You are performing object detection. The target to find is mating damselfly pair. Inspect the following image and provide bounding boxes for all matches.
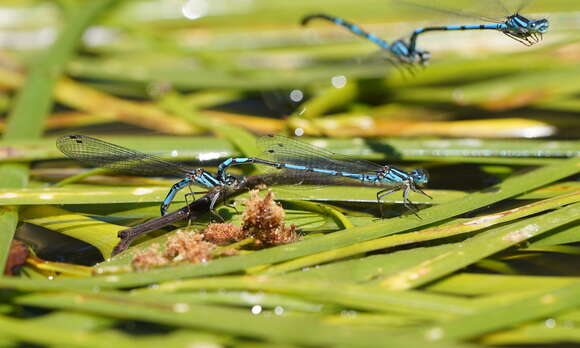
[57,135,429,218]
[302,0,549,68]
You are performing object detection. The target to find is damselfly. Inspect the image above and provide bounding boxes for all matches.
[302,13,430,68]
[403,0,549,52]
[57,135,240,216]
[217,135,430,215]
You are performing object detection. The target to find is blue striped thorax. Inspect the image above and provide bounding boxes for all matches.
[189,168,220,188]
[373,166,428,187]
[391,40,430,66]
[507,14,549,35]
[191,168,241,188]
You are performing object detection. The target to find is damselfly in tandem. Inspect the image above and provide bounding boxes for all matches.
[217,135,430,216]
[302,13,431,68]
[301,1,548,68]
[57,135,241,216]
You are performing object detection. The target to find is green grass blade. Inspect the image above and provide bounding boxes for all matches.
[159,92,262,175]
[262,191,580,274]
[528,224,580,247]
[0,151,573,293]
[59,157,580,288]
[2,137,577,163]
[0,314,140,348]
[0,206,19,273]
[380,202,580,290]
[14,291,436,348]
[23,206,121,258]
[426,273,579,296]
[0,185,184,206]
[142,276,475,318]
[483,323,580,345]
[0,0,117,273]
[424,280,580,341]
[3,1,116,139]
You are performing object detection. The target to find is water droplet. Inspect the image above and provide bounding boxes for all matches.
[545,318,556,328]
[83,26,117,48]
[331,75,347,88]
[199,151,228,162]
[147,81,172,97]
[289,89,304,102]
[425,327,444,341]
[294,128,304,136]
[133,188,154,196]
[251,305,262,315]
[188,343,222,348]
[241,292,264,304]
[340,310,357,318]
[452,89,465,103]
[173,303,190,313]
[182,0,209,19]
[274,306,284,315]
[105,276,119,283]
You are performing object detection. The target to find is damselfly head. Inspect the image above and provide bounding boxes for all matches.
[417,50,431,65]
[223,174,241,186]
[529,18,549,34]
[410,169,429,185]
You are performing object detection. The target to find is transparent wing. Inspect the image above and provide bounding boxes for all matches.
[57,135,193,177]
[515,0,535,13]
[257,135,383,175]
[490,0,510,14]
[392,0,510,24]
[479,0,535,17]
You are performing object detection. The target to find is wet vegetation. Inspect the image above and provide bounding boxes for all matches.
[0,0,579,346]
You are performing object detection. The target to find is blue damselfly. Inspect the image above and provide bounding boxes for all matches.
[403,0,549,51]
[302,13,431,68]
[217,135,430,215]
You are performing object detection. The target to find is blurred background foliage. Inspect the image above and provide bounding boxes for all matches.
[0,0,578,347]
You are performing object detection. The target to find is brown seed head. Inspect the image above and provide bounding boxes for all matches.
[131,244,168,271]
[242,190,298,246]
[203,223,249,245]
[164,231,215,264]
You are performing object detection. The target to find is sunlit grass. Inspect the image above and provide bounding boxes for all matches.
[0,0,578,346]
